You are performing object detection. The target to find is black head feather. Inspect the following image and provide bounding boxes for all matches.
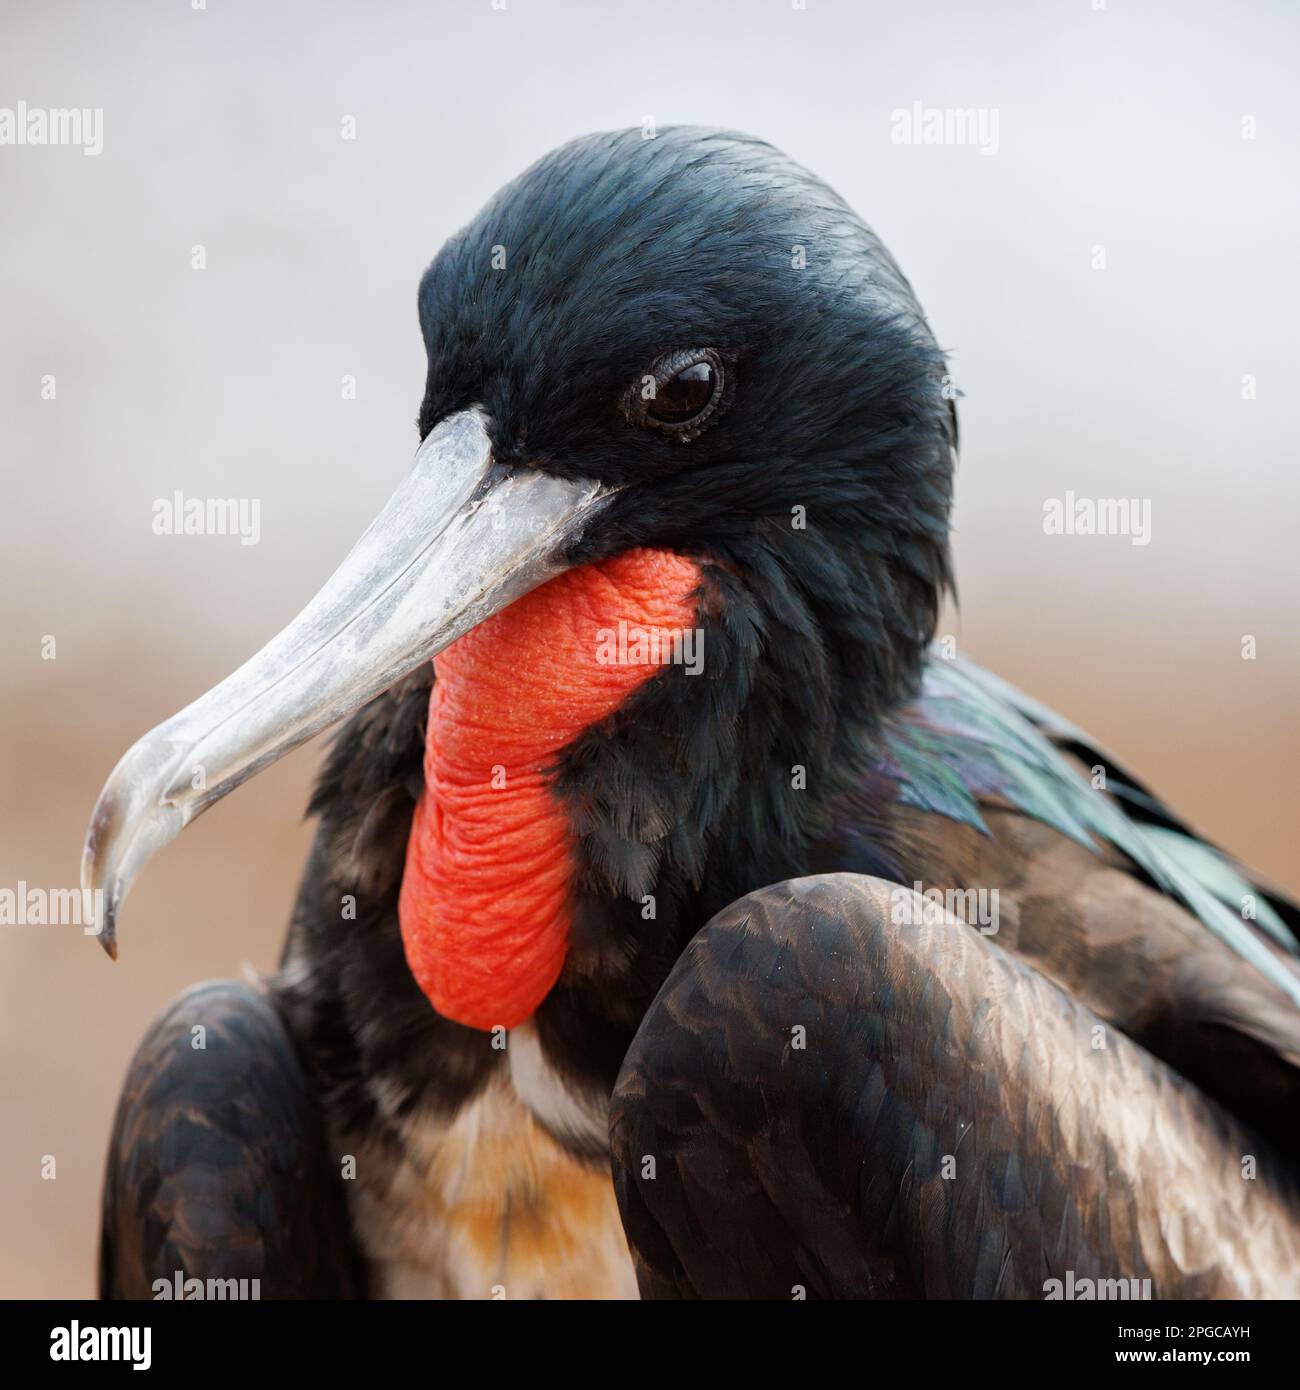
[288,128,957,1108]
[412,127,956,1077]
[417,123,954,737]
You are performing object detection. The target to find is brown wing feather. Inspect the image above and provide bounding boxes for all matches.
[610,874,1300,1299]
[101,980,366,1299]
[890,803,1300,1155]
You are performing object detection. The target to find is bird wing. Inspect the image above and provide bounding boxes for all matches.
[828,651,1300,1159]
[610,875,1300,1299]
[877,653,1300,1002]
[100,980,365,1299]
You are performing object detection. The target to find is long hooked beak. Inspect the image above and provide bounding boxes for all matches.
[81,408,610,958]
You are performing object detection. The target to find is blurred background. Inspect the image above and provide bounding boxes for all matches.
[1,0,1296,1297]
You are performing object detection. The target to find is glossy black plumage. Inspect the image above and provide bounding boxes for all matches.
[97,127,1300,1299]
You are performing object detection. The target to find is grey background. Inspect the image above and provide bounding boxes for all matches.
[1,0,1296,1295]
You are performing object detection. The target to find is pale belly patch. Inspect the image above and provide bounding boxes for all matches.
[348,1027,639,1300]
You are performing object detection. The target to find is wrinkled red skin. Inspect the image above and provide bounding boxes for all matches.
[398,548,702,1031]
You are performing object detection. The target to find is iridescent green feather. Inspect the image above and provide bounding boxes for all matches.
[880,652,1300,1008]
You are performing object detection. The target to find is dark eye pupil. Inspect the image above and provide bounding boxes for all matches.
[628,347,726,438]
[649,361,715,422]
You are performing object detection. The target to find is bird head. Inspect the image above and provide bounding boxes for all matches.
[83,128,955,1030]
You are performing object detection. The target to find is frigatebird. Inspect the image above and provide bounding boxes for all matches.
[87,127,1300,1300]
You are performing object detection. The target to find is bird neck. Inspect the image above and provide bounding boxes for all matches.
[396,522,941,1039]
[397,548,703,1032]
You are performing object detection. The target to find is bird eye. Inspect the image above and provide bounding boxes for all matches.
[649,358,716,424]
[630,348,725,439]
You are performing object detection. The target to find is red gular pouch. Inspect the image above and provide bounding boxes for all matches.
[398,547,704,1031]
